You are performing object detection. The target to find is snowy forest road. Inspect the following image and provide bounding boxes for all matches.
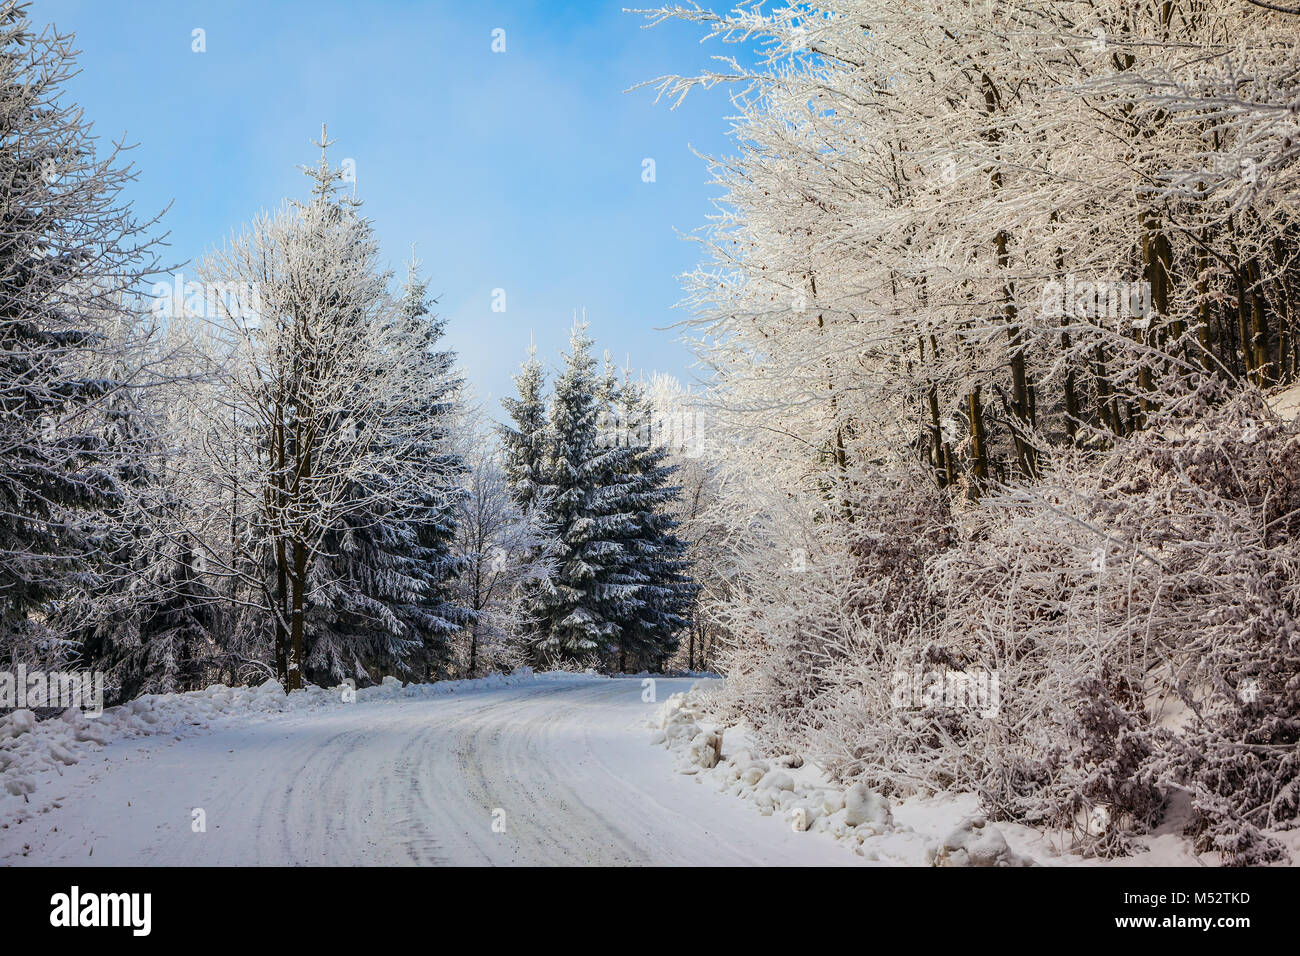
[2,677,860,866]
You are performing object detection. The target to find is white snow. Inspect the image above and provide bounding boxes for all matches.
[1269,381,1300,420]
[0,670,544,813]
[10,670,1295,866]
[0,672,863,865]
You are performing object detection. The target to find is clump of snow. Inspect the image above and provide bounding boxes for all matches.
[686,731,722,770]
[647,692,722,772]
[3,709,37,739]
[928,817,1034,867]
[843,783,892,829]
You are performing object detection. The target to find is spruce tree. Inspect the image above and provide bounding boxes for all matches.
[128,535,217,697]
[529,323,624,662]
[499,346,556,651]
[301,194,468,684]
[295,142,417,685]
[604,379,696,671]
[76,348,217,699]
[499,346,550,513]
[198,128,468,690]
[388,260,470,680]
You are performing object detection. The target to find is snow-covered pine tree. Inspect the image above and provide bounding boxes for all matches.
[127,533,218,698]
[196,129,462,691]
[297,161,469,685]
[601,377,695,671]
[0,2,166,668]
[589,358,645,667]
[73,318,218,699]
[499,345,556,650]
[528,322,623,663]
[499,345,550,513]
[290,142,414,685]
[386,258,470,680]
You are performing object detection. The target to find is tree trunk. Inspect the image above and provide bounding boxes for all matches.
[1249,259,1273,387]
[966,385,988,497]
[288,537,306,691]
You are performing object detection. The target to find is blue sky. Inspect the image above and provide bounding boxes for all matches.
[40,0,747,411]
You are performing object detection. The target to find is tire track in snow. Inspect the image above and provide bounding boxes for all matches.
[2,677,864,866]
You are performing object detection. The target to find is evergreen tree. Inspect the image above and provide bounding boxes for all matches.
[387,260,470,680]
[603,379,696,671]
[294,141,419,685]
[128,534,217,697]
[301,186,468,684]
[198,127,467,691]
[75,336,218,699]
[0,3,166,668]
[528,323,625,662]
[499,346,550,513]
[499,345,556,651]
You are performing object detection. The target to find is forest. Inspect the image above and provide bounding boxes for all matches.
[4,0,1300,867]
[632,0,1300,864]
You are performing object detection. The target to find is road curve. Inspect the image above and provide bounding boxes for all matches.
[2,677,861,866]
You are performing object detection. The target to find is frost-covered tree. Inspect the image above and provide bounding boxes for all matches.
[452,407,557,676]
[637,0,1300,862]
[124,533,217,699]
[528,322,624,663]
[193,130,463,691]
[500,344,550,513]
[498,336,700,671]
[643,374,725,673]
[305,254,469,685]
[0,1,168,668]
[600,377,695,672]
[71,316,220,699]
[386,259,471,678]
[499,345,556,651]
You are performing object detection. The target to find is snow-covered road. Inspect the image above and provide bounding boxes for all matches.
[1,676,860,866]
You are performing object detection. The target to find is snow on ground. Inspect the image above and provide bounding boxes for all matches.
[8,669,1294,866]
[0,672,864,866]
[0,670,542,809]
[1268,381,1300,420]
[649,684,1300,867]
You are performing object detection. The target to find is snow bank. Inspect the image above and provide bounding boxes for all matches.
[649,684,1300,866]
[1,668,559,808]
[648,688,1040,865]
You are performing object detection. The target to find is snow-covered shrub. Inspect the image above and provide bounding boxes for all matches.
[706,466,954,774]
[692,387,1300,863]
[637,0,1300,866]
[933,387,1300,862]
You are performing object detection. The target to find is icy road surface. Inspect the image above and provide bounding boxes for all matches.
[1,676,861,866]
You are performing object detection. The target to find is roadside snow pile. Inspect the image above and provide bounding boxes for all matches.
[1,668,550,808]
[647,691,719,769]
[928,817,1034,867]
[649,688,1039,866]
